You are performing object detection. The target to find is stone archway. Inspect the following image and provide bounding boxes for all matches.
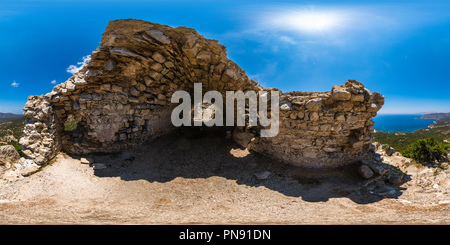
[20,19,384,168]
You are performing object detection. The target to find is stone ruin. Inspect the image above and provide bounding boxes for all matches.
[18,19,384,171]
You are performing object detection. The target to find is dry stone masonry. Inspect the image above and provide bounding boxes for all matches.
[246,80,385,168]
[18,19,384,170]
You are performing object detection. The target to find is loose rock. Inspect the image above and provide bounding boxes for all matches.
[93,163,107,170]
[358,165,374,179]
[254,171,271,180]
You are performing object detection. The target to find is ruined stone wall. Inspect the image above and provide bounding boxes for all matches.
[19,19,384,168]
[241,80,385,168]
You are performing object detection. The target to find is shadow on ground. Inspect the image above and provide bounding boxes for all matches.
[71,127,408,204]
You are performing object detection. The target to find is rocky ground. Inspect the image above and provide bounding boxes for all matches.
[1,128,450,224]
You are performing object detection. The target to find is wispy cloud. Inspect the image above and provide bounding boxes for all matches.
[11,81,19,87]
[279,35,297,45]
[51,80,57,84]
[67,55,91,74]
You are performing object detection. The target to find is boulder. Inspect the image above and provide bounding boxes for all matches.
[370,165,388,176]
[18,158,40,176]
[388,171,404,185]
[0,145,20,165]
[384,146,396,156]
[358,164,374,179]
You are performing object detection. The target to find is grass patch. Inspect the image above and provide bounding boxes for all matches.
[64,114,79,131]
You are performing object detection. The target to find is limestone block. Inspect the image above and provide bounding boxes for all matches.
[367,103,379,112]
[128,97,139,103]
[136,82,146,92]
[196,51,212,65]
[310,112,319,121]
[336,113,346,122]
[149,70,163,81]
[164,61,175,69]
[305,98,322,111]
[346,115,359,124]
[289,112,297,119]
[332,87,351,101]
[101,83,111,91]
[351,93,365,102]
[145,29,171,44]
[152,52,166,63]
[358,165,374,179]
[280,101,292,111]
[105,59,116,70]
[144,76,155,86]
[150,62,163,72]
[112,85,122,93]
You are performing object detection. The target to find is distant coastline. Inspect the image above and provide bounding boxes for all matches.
[373,114,437,133]
[421,112,450,120]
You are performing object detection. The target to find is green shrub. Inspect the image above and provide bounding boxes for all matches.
[402,137,450,164]
[64,114,79,131]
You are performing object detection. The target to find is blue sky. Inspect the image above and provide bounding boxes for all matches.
[1,0,449,114]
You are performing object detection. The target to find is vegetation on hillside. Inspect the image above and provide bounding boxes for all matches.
[374,118,450,151]
[402,137,450,163]
[0,112,22,122]
[0,116,26,157]
[374,117,450,164]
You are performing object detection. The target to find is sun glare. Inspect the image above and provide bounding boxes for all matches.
[293,13,336,31]
[269,9,345,34]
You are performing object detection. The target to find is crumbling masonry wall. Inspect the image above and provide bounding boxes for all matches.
[20,19,384,168]
[242,80,385,168]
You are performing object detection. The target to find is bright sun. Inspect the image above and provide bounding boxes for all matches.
[292,13,336,31]
[270,10,344,34]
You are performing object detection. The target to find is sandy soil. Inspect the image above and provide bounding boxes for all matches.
[1,128,450,224]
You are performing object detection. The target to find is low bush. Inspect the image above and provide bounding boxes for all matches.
[402,137,450,164]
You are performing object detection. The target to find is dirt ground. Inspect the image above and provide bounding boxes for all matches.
[1,128,450,224]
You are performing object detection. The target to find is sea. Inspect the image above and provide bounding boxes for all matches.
[373,114,436,133]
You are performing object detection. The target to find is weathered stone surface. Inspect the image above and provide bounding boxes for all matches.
[1,157,40,181]
[0,145,20,165]
[254,171,271,180]
[145,29,171,44]
[80,157,92,164]
[332,86,352,101]
[305,98,322,111]
[280,101,292,111]
[19,19,384,170]
[359,164,374,179]
[18,158,40,176]
[385,145,396,156]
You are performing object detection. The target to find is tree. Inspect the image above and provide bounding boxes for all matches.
[402,137,450,164]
